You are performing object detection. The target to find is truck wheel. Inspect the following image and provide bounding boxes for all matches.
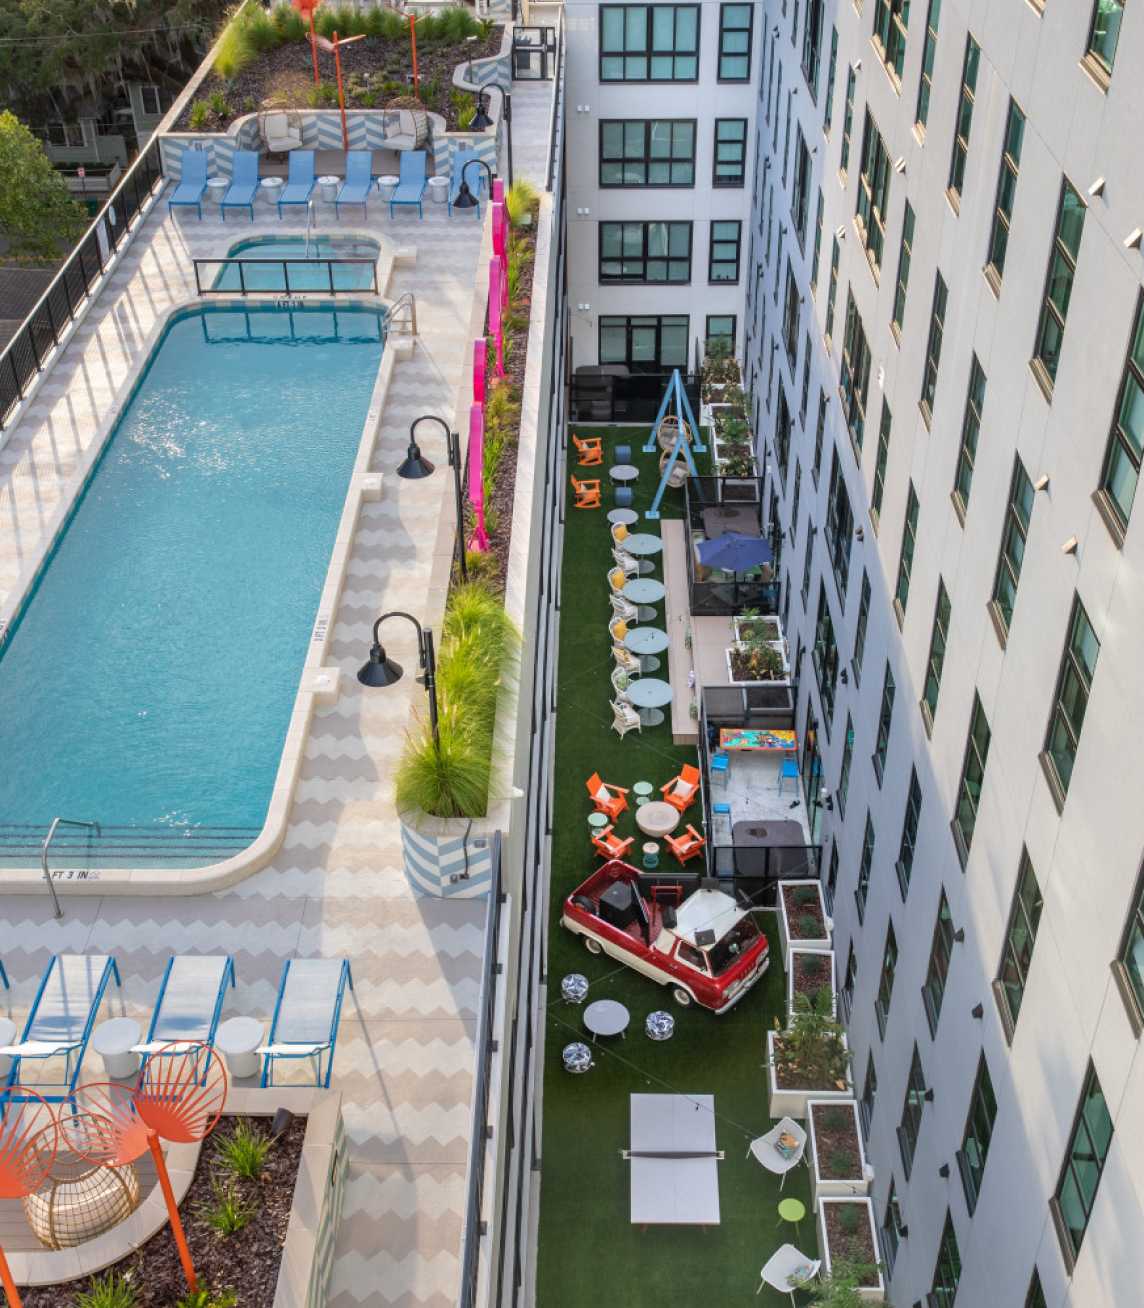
[671,986,693,1007]
[584,937,603,956]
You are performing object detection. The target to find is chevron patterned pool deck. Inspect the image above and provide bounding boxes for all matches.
[0,188,492,1306]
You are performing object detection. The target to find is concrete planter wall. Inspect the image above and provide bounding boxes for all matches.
[816,1196,886,1302]
[786,946,837,1027]
[399,812,498,898]
[776,878,832,970]
[806,1099,871,1212]
[766,1028,853,1121]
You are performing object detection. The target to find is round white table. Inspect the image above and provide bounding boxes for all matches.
[92,1016,142,1079]
[636,800,680,837]
[607,508,639,526]
[624,626,669,673]
[377,174,400,202]
[610,464,639,484]
[583,999,630,1041]
[621,531,663,574]
[216,1016,266,1080]
[625,676,673,727]
[0,1016,16,1077]
[260,176,284,206]
[206,176,229,205]
[622,577,665,604]
[428,175,449,204]
[318,174,340,203]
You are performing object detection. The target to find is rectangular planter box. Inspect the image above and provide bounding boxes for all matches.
[766,1028,853,1121]
[732,613,783,646]
[724,641,790,685]
[806,1099,871,1211]
[816,1196,886,1302]
[777,878,832,969]
[786,946,837,1027]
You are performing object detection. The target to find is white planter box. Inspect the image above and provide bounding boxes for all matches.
[766,1028,853,1121]
[732,613,783,646]
[806,1099,871,1211]
[724,641,790,685]
[786,947,837,1027]
[777,879,833,970]
[816,1196,886,1302]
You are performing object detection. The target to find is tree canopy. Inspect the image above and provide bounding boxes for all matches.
[0,111,87,258]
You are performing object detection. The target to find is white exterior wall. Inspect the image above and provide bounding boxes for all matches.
[562,0,759,368]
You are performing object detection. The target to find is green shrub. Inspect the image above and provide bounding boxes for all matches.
[202,1178,255,1237]
[207,89,230,118]
[218,1116,272,1180]
[273,4,306,42]
[243,8,281,52]
[837,1203,861,1234]
[174,1290,238,1308]
[188,100,210,131]
[365,7,407,39]
[214,20,255,79]
[307,82,339,108]
[505,177,538,227]
[419,6,482,44]
[76,1273,137,1308]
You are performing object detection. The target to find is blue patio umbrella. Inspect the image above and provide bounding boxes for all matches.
[696,531,774,572]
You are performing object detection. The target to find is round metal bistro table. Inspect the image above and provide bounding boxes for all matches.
[624,677,673,728]
[632,780,655,807]
[624,626,670,673]
[622,576,666,622]
[641,841,660,869]
[91,1017,142,1080]
[622,532,664,575]
[635,800,680,838]
[588,811,609,833]
[215,1015,265,1080]
[607,507,639,527]
[778,1196,807,1242]
[583,999,630,1042]
[609,463,639,485]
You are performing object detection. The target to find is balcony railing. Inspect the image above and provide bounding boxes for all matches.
[684,477,782,617]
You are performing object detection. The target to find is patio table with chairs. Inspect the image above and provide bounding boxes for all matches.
[623,677,673,727]
[624,626,669,672]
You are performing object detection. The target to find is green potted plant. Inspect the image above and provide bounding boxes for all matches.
[767,985,852,1119]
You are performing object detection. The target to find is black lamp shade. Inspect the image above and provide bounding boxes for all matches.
[472,103,492,130]
[454,181,479,210]
[397,441,435,478]
[357,643,403,687]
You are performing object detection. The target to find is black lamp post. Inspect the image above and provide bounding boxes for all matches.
[357,611,439,751]
[399,415,467,582]
[470,83,513,187]
[453,157,496,214]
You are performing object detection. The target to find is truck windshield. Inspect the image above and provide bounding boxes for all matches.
[707,915,762,976]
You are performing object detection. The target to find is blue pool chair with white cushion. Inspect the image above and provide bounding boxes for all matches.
[134,955,236,1066]
[336,151,373,218]
[277,149,316,216]
[2,954,121,1100]
[389,150,428,220]
[259,958,353,1088]
[168,148,209,219]
[220,150,260,222]
[448,149,480,216]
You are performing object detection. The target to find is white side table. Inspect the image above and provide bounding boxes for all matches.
[216,1016,265,1080]
[206,176,228,206]
[0,1017,16,1077]
[92,1017,142,1079]
[377,175,400,203]
[260,176,285,207]
[318,174,340,204]
[427,175,449,204]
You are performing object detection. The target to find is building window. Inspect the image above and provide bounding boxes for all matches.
[986,99,1026,288]
[705,314,736,354]
[791,464,802,541]
[897,1046,926,1177]
[994,849,1043,1039]
[801,521,814,601]
[708,220,742,283]
[139,84,164,117]
[1052,1065,1113,1268]
[800,331,811,424]
[953,356,988,518]
[922,890,955,1035]
[915,0,942,132]
[840,291,872,449]
[871,398,891,523]
[802,0,824,97]
[783,261,800,362]
[1033,179,1086,391]
[792,130,812,248]
[1097,291,1144,540]
[840,67,856,176]
[814,582,839,723]
[838,717,853,818]
[957,1055,998,1213]
[872,0,910,84]
[882,1180,904,1275]
[948,35,981,206]
[875,920,898,1036]
[897,768,921,899]
[824,26,839,131]
[1042,597,1100,805]
[873,663,895,782]
[922,580,951,727]
[891,201,915,339]
[853,571,870,683]
[46,120,85,148]
[931,1211,962,1308]
[713,118,747,186]
[825,237,841,344]
[1026,1270,1047,1308]
[990,456,1035,639]
[600,5,700,80]
[811,188,825,288]
[825,841,839,912]
[825,453,854,600]
[841,939,857,1019]
[599,119,696,187]
[952,692,991,865]
[1115,868,1144,1032]
[1085,0,1124,84]
[599,221,692,282]
[860,1052,877,1137]
[920,272,948,421]
[856,812,875,921]
[775,386,793,477]
[894,483,918,617]
[717,2,753,80]
[856,110,892,273]
[599,315,689,370]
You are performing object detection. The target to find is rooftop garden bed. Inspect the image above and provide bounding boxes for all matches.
[786,949,837,1026]
[807,1100,870,1209]
[817,1198,885,1300]
[181,4,502,133]
[777,879,831,969]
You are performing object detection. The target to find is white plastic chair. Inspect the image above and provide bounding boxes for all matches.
[747,1116,807,1188]
[607,567,627,594]
[609,592,638,623]
[757,1243,821,1303]
[611,698,642,738]
[612,547,639,578]
[613,645,641,677]
[608,615,630,644]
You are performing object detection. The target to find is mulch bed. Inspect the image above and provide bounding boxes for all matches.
[177,31,504,133]
[24,1115,306,1307]
[792,951,832,1000]
[823,1201,880,1285]
[772,1033,849,1093]
[783,883,827,941]
[812,1104,862,1180]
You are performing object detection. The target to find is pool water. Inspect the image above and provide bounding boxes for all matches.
[214,237,380,292]
[0,304,385,858]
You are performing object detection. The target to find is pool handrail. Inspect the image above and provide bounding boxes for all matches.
[40,816,101,917]
[191,257,379,297]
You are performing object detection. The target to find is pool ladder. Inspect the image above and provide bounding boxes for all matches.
[304,197,316,260]
[41,816,100,918]
[389,292,417,336]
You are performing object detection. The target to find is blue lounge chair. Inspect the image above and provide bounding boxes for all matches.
[2,954,121,1100]
[220,150,260,222]
[259,959,353,1088]
[336,151,373,218]
[134,955,236,1063]
[278,150,316,217]
[389,150,428,220]
[168,148,209,219]
[448,150,484,217]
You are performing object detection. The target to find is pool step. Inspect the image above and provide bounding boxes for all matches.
[0,824,261,868]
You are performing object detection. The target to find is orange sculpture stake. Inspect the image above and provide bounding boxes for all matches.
[408,14,420,95]
[0,1089,60,1308]
[292,0,322,84]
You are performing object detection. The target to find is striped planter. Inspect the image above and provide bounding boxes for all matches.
[400,814,495,898]
[305,1109,348,1308]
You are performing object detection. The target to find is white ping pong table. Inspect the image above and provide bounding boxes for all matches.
[626,1093,722,1225]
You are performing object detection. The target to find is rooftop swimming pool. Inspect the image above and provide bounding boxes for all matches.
[213,236,381,293]
[0,303,386,867]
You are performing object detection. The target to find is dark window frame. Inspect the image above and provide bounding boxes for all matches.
[897,1046,927,1177]
[894,482,919,618]
[956,1054,998,1213]
[713,117,748,187]
[717,2,754,81]
[952,692,991,866]
[872,0,910,85]
[856,109,892,274]
[599,4,702,82]
[1051,1064,1113,1269]
[1040,596,1099,807]
[875,918,898,1036]
[598,314,690,370]
[873,661,895,783]
[915,0,942,132]
[708,220,742,284]
[920,272,948,422]
[947,34,981,206]
[897,768,922,899]
[985,98,1026,288]
[599,220,694,284]
[1033,179,1086,393]
[891,201,915,339]
[1096,289,1144,542]
[993,849,1043,1042]
[922,579,951,729]
[922,889,955,1035]
[930,1210,962,1308]
[952,355,987,519]
[598,118,698,187]
[989,455,1035,641]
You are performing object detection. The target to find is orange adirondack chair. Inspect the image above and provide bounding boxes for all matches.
[573,433,604,466]
[571,474,601,509]
[665,824,705,865]
[661,763,701,813]
[592,825,634,860]
[586,772,628,820]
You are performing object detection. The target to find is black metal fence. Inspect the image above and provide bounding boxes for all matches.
[570,369,701,424]
[682,475,783,614]
[192,258,380,296]
[0,136,164,431]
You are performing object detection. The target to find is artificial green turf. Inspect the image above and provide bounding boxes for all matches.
[536,427,812,1308]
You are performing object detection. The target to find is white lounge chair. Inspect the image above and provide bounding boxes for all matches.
[612,547,639,578]
[613,645,642,677]
[747,1116,808,1187]
[262,110,303,155]
[758,1243,821,1303]
[609,593,639,623]
[259,958,353,1088]
[611,698,642,738]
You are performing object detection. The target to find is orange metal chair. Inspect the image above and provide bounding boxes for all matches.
[592,826,634,861]
[571,474,601,509]
[573,433,604,466]
[586,772,628,820]
[665,825,705,865]
[661,763,701,813]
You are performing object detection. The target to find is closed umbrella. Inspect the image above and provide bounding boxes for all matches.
[696,531,774,572]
